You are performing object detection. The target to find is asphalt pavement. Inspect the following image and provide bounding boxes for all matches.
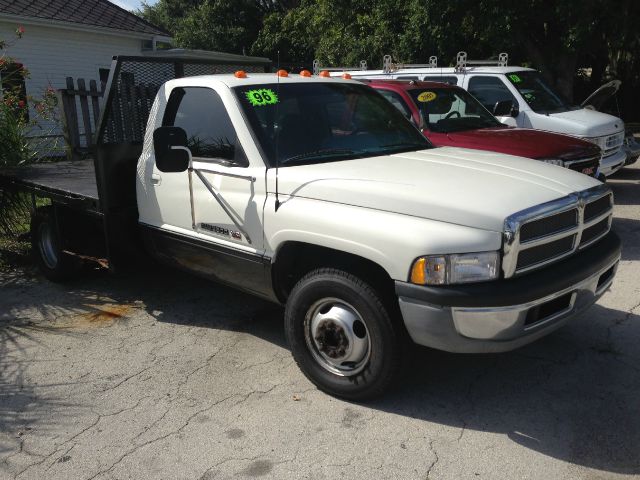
[1,162,639,480]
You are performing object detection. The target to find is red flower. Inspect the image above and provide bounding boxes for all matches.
[16,26,25,37]
[18,100,25,109]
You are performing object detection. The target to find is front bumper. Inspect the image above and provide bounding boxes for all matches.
[396,232,621,353]
[623,135,640,165]
[600,149,626,176]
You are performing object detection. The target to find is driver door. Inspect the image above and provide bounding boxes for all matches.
[149,86,269,297]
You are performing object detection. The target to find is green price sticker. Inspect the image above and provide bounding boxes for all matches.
[509,74,522,83]
[246,88,279,106]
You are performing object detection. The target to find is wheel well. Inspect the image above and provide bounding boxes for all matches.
[272,242,397,305]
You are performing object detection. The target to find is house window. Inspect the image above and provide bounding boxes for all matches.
[1,62,28,120]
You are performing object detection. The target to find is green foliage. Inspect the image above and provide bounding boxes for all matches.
[0,28,62,167]
[138,0,640,119]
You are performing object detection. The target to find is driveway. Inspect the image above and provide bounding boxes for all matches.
[1,163,639,480]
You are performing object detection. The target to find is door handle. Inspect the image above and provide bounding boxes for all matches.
[151,173,162,185]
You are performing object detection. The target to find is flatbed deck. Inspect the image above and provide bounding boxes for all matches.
[0,160,100,213]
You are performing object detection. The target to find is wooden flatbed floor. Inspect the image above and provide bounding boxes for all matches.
[0,160,100,212]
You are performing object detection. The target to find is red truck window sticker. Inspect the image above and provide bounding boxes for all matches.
[417,91,437,102]
[509,74,522,83]
[246,88,279,106]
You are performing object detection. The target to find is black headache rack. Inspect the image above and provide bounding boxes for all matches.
[93,54,271,273]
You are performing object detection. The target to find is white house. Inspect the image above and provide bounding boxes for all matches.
[0,0,171,154]
[0,0,171,95]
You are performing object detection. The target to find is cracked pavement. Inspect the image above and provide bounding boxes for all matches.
[1,163,639,480]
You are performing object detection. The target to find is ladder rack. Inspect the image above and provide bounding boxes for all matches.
[455,51,508,71]
[312,59,367,75]
[382,54,438,73]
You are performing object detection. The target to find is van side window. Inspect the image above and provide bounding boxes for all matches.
[422,76,458,85]
[467,76,517,113]
[377,90,412,119]
[162,87,247,166]
[397,76,419,80]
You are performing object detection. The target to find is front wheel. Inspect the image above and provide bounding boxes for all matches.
[284,268,401,400]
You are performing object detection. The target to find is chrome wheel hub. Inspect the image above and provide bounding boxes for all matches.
[304,298,371,376]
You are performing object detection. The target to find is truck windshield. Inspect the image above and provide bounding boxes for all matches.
[233,82,431,167]
[408,87,503,133]
[505,71,576,113]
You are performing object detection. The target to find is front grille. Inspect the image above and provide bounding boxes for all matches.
[565,155,600,177]
[584,194,612,222]
[519,209,577,242]
[517,236,575,270]
[598,132,625,158]
[502,185,613,277]
[580,218,609,246]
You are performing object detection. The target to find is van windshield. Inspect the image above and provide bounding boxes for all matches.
[506,71,577,113]
[408,87,503,133]
[233,82,431,167]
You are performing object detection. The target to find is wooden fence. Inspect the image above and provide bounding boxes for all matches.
[57,77,105,160]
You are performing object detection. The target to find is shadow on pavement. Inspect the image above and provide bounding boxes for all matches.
[607,166,640,206]
[370,302,640,475]
[6,262,636,475]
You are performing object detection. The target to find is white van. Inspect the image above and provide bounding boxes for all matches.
[330,53,627,176]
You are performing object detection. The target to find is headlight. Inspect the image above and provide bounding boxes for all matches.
[410,252,500,285]
[542,159,564,167]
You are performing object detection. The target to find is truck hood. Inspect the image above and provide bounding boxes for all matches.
[545,108,624,137]
[443,128,600,160]
[274,147,601,232]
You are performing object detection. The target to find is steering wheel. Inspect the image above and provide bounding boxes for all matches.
[444,111,461,119]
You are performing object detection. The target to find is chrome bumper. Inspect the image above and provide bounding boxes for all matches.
[397,255,619,353]
[600,149,626,176]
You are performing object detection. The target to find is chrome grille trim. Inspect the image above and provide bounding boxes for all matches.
[503,184,613,278]
[563,154,601,169]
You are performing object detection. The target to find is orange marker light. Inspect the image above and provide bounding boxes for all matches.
[342,73,352,79]
[319,70,331,78]
[277,69,289,77]
[299,70,312,77]
[234,70,247,78]
[410,258,427,285]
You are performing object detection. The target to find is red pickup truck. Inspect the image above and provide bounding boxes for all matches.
[365,79,602,177]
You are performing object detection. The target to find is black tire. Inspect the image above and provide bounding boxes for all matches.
[284,268,401,401]
[30,206,79,282]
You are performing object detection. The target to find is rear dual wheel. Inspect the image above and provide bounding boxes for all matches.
[31,207,79,282]
[285,268,401,401]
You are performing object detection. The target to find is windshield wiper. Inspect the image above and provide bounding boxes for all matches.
[281,148,363,165]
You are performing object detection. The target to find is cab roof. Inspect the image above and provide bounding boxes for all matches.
[166,73,362,89]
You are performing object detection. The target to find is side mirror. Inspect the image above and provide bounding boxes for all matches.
[510,104,520,118]
[153,126,190,173]
[493,100,514,117]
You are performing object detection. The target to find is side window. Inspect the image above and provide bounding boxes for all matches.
[397,76,419,81]
[467,76,517,113]
[163,87,247,166]
[377,90,412,119]
[422,76,458,85]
